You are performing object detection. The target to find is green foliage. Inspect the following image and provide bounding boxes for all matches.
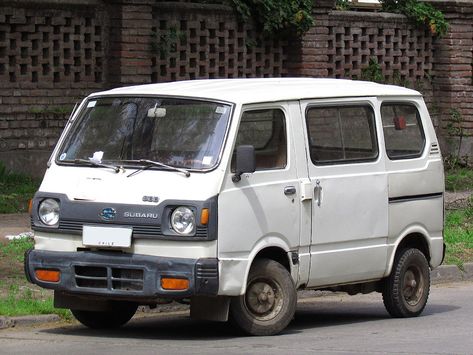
[380,0,448,36]
[0,162,40,214]
[28,106,72,115]
[230,0,315,36]
[0,284,71,318]
[445,167,473,192]
[444,202,473,268]
[447,109,464,137]
[335,0,352,11]
[0,236,71,319]
[151,27,187,58]
[445,109,468,169]
[361,58,384,83]
[0,237,34,262]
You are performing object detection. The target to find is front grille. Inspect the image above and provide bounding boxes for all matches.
[58,219,206,239]
[59,220,83,232]
[195,227,208,237]
[74,265,144,291]
[132,224,162,236]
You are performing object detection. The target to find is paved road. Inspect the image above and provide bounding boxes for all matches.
[1,282,471,355]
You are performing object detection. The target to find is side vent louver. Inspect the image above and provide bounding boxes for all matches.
[429,143,440,156]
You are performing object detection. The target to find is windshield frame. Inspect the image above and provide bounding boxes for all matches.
[55,94,236,174]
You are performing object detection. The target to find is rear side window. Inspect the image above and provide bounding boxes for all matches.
[306,105,378,164]
[381,103,425,159]
[232,109,287,171]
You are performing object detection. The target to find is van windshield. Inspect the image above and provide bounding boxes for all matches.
[57,97,232,171]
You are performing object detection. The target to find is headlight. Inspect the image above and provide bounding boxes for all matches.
[38,199,60,226]
[170,207,195,235]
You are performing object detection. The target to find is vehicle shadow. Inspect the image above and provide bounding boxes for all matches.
[42,300,459,340]
[286,300,459,334]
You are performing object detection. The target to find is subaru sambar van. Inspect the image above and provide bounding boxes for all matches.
[25,78,445,335]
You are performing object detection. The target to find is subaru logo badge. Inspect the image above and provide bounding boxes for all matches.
[100,207,116,221]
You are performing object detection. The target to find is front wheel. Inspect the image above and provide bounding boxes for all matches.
[229,258,297,336]
[71,302,138,329]
[382,248,430,318]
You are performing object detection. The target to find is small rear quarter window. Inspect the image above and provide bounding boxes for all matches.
[381,103,425,159]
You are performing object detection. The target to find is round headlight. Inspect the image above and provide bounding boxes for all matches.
[171,207,195,235]
[38,199,60,226]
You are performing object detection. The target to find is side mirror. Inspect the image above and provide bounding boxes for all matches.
[232,145,256,183]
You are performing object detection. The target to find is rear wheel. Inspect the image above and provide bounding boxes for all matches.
[383,248,430,317]
[230,258,296,336]
[71,302,137,329]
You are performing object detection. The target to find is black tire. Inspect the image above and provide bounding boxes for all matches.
[71,302,138,329]
[229,258,297,336]
[382,248,430,318]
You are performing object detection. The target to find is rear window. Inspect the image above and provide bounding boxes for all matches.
[306,105,378,164]
[381,103,425,159]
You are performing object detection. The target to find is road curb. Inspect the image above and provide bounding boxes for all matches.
[1,263,472,330]
[431,262,473,283]
[0,314,60,330]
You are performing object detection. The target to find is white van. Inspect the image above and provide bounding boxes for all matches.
[25,78,445,335]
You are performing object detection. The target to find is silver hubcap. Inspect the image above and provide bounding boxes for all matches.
[403,266,423,306]
[245,279,283,321]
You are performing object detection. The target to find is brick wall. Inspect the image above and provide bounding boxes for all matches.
[150,2,288,82]
[0,0,109,175]
[294,3,435,112]
[430,0,473,162]
[0,0,472,177]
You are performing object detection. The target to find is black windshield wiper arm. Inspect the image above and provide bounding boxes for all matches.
[73,159,121,173]
[124,159,190,178]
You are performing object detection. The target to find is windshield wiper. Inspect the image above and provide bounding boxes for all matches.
[72,159,122,173]
[124,159,190,178]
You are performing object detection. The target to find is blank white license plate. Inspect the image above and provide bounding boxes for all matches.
[83,225,132,248]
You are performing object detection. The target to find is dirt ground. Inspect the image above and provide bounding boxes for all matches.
[0,213,31,239]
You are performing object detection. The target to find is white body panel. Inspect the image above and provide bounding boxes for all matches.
[34,232,217,259]
[383,98,445,272]
[300,98,389,287]
[39,163,224,204]
[218,103,301,295]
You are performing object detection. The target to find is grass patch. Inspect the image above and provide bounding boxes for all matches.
[0,284,71,319]
[444,202,473,268]
[445,167,473,192]
[0,236,71,319]
[0,237,34,262]
[0,162,40,213]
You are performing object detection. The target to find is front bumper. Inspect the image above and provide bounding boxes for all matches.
[25,249,218,300]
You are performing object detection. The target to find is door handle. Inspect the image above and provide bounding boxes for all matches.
[284,186,296,195]
[314,180,322,206]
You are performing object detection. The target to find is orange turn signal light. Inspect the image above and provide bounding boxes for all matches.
[200,208,209,225]
[35,269,60,283]
[161,277,189,291]
[28,199,33,215]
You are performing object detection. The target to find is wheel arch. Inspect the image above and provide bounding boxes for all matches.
[253,246,291,272]
[241,238,294,294]
[386,229,432,276]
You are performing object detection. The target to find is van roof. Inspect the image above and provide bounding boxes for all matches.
[93,78,421,104]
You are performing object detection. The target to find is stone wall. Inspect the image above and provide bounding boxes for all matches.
[0,0,472,177]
